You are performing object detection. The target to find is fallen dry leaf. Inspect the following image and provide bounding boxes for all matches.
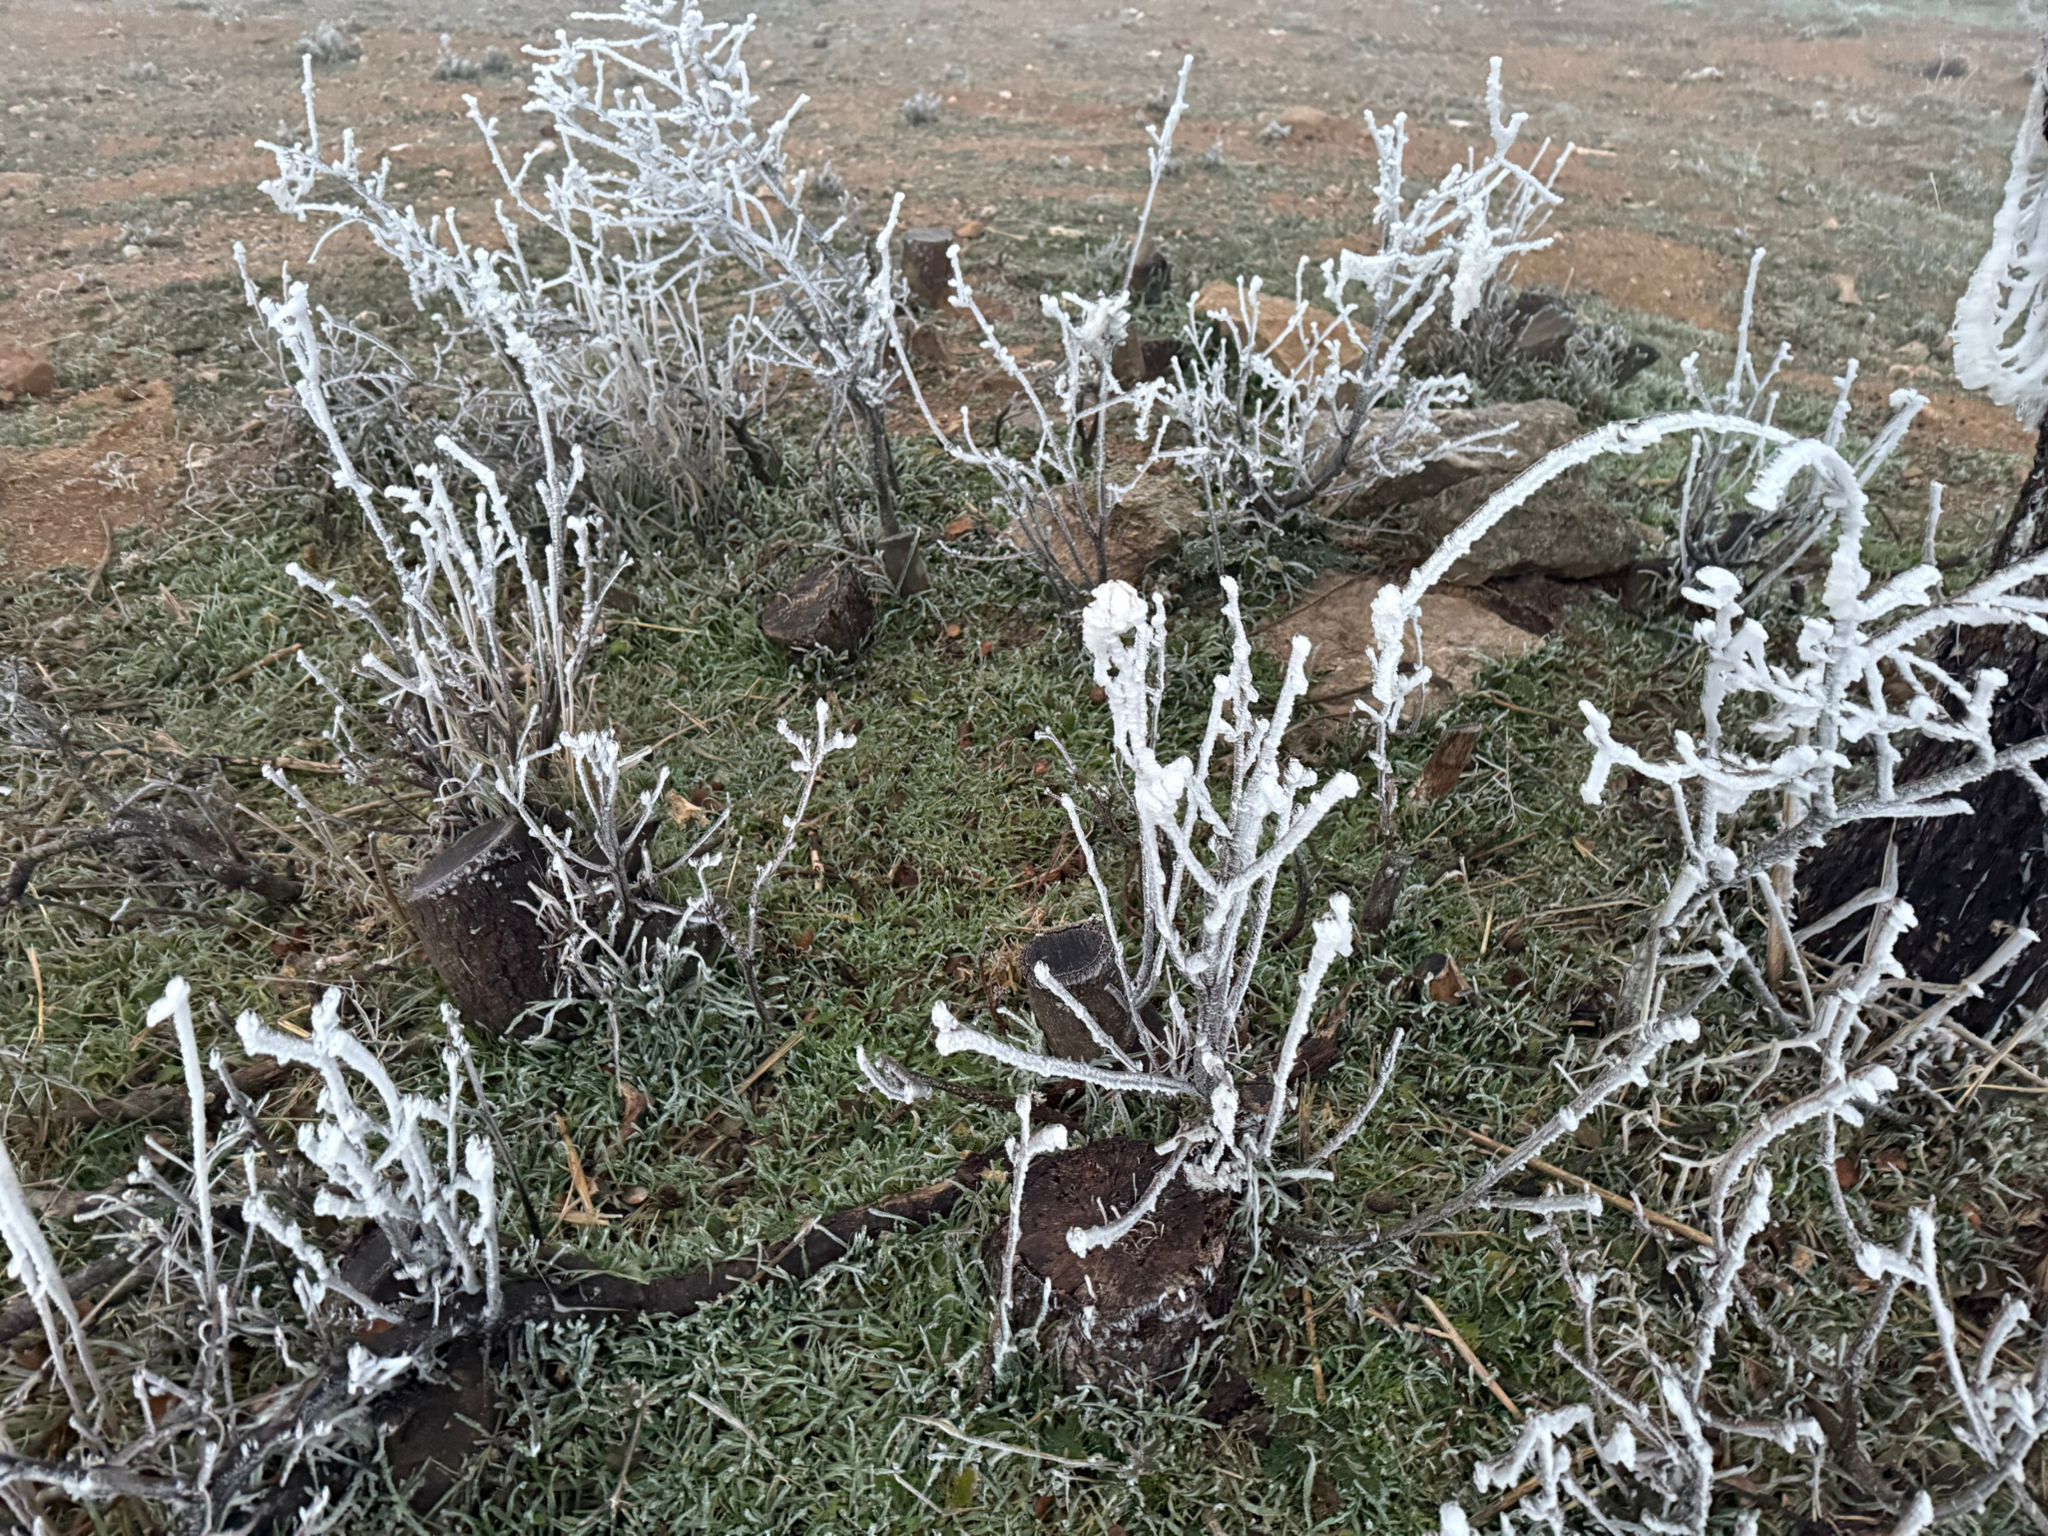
[1415,725,1481,803]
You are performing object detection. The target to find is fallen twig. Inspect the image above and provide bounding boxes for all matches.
[1420,1292,1522,1420]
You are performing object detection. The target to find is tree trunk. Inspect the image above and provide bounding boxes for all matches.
[401,817,557,1034]
[1022,919,1139,1062]
[1128,239,1173,306]
[986,1137,1236,1393]
[1799,418,2048,1030]
[902,227,954,311]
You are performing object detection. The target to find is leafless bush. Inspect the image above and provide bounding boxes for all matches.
[1326,324,2048,1530]
[256,2,875,553]
[0,663,302,920]
[864,579,1394,1341]
[896,58,1195,599]
[0,980,502,1534]
[430,34,515,83]
[295,20,360,67]
[901,57,1573,595]
[1164,61,1567,537]
[1670,249,1922,592]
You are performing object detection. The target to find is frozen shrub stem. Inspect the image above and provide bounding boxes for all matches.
[1162,59,1569,534]
[895,56,1192,597]
[247,252,855,1028]
[866,576,1391,1368]
[731,700,858,1029]
[0,981,503,1533]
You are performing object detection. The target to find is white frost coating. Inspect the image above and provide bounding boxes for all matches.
[1157,59,1568,543]
[1356,408,1794,821]
[236,988,502,1321]
[0,978,515,1526]
[1671,248,1923,591]
[990,1096,1069,1378]
[901,57,1566,590]
[252,3,913,555]
[0,1134,108,1440]
[1434,252,2048,1528]
[855,1045,931,1104]
[1952,44,2048,422]
[912,576,1386,1314]
[894,63,1193,599]
[1577,429,2048,935]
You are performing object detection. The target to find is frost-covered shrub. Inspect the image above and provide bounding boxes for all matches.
[0,980,501,1532]
[897,59,1194,598]
[247,265,854,1025]
[257,1,916,562]
[244,273,620,824]
[1160,61,1567,536]
[1435,548,2048,1528]
[296,20,361,66]
[1669,249,1923,590]
[1335,379,2048,1531]
[431,34,516,82]
[1953,43,2048,430]
[902,58,1574,594]
[865,579,1396,1259]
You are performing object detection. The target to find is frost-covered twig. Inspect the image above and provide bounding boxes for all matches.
[896,580,1377,1261]
[1162,60,1568,535]
[1953,40,2048,430]
[990,1096,1066,1378]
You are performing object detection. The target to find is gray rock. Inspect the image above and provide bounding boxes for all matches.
[1348,400,1664,585]
[1006,469,1205,588]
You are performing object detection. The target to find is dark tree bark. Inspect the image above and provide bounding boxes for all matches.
[757,561,877,655]
[1128,239,1173,306]
[400,818,557,1034]
[1799,418,2048,1030]
[1022,919,1138,1062]
[901,227,954,311]
[986,1137,1236,1393]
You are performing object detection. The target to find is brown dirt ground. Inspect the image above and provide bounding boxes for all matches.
[0,0,2039,568]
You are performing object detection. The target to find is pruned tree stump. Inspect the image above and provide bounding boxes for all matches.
[1023,919,1138,1062]
[1129,239,1173,306]
[1111,331,1182,387]
[986,1137,1236,1392]
[758,561,877,655]
[401,818,557,1034]
[902,227,955,311]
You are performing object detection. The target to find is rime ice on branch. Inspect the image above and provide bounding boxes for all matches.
[865,579,1398,1375]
